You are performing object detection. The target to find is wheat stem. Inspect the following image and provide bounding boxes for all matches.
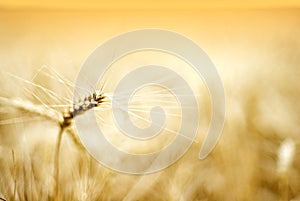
[53,126,65,201]
[277,138,295,201]
[11,150,17,200]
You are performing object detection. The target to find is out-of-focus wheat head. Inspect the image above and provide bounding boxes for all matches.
[0,8,300,201]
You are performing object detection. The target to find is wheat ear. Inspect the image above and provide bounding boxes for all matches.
[0,97,64,124]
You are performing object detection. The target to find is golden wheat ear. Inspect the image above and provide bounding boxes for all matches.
[62,90,107,127]
[0,96,65,133]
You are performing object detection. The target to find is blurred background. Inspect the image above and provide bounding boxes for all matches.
[0,1,300,201]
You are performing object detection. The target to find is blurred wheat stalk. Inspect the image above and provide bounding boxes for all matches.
[0,96,68,200]
[0,82,110,200]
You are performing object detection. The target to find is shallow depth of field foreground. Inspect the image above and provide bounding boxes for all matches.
[0,5,300,201]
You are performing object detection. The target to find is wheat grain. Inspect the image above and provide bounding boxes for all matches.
[62,90,106,127]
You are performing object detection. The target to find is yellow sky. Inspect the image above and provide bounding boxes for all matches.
[0,0,300,9]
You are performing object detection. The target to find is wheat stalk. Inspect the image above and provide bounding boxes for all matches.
[0,89,107,201]
[277,138,296,201]
[11,150,17,200]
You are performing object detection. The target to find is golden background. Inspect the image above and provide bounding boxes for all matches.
[0,1,300,201]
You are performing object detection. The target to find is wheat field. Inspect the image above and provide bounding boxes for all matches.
[0,7,300,201]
